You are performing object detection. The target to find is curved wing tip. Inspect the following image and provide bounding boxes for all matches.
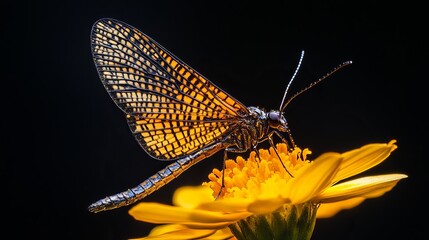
[92,18,122,29]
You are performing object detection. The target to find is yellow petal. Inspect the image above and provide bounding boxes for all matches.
[141,225,234,240]
[129,202,249,225]
[314,174,408,203]
[203,228,235,240]
[147,224,189,237]
[332,140,397,183]
[198,198,253,213]
[316,197,365,218]
[182,222,235,230]
[246,197,290,215]
[284,152,342,204]
[129,203,195,224]
[130,224,216,240]
[173,185,215,208]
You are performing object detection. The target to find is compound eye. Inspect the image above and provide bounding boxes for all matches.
[268,111,281,126]
[269,112,278,120]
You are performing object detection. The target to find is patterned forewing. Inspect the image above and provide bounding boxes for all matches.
[91,19,248,160]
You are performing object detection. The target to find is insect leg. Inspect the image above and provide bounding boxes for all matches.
[215,146,249,199]
[252,145,262,165]
[284,128,297,149]
[214,150,229,200]
[269,130,296,150]
[268,131,294,177]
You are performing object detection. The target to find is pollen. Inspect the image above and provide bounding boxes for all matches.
[203,143,312,199]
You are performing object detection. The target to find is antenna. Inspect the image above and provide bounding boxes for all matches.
[280,60,353,112]
[279,50,305,111]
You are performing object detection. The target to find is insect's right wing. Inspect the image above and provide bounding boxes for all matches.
[91,18,249,161]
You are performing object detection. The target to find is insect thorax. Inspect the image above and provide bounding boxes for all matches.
[247,106,270,140]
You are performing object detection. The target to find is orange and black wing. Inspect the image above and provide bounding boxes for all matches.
[91,18,248,161]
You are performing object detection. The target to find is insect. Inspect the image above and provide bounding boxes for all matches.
[88,18,352,213]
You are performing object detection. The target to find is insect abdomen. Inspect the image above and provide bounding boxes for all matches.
[88,141,226,213]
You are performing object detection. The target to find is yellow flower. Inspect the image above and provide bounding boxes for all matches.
[129,140,407,240]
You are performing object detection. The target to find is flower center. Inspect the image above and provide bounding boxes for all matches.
[203,144,312,200]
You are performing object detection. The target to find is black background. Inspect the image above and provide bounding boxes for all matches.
[6,1,426,239]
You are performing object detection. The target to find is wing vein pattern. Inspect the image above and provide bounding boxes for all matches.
[91,18,249,160]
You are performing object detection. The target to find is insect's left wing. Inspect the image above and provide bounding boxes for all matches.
[91,18,249,161]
